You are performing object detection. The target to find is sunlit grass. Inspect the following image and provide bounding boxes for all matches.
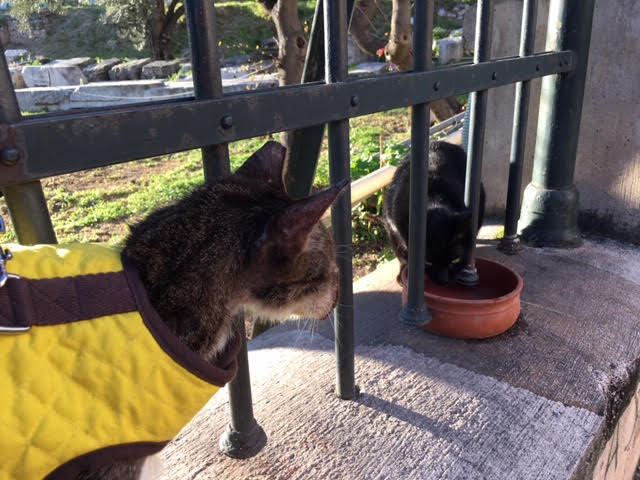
[0,109,412,246]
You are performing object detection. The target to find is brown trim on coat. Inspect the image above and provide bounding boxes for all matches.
[121,253,241,387]
[44,441,168,480]
[0,272,137,329]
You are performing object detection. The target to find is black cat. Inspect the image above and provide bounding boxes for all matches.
[383,141,485,285]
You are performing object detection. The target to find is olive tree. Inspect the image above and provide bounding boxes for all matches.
[10,0,185,60]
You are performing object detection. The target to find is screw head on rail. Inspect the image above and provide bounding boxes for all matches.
[220,115,233,129]
[350,95,359,107]
[0,147,20,166]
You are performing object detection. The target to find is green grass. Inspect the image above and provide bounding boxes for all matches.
[45,152,205,243]
[0,109,412,246]
[13,1,317,62]
[215,0,316,56]
[215,1,274,56]
[34,6,143,60]
[311,108,410,189]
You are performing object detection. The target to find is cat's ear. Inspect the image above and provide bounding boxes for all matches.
[261,178,349,255]
[236,141,287,192]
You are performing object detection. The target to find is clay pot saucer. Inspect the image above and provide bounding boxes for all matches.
[400,257,523,339]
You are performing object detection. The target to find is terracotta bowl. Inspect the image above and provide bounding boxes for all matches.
[400,257,523,339]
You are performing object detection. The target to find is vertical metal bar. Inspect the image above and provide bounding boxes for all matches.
[185,1,263,457]
[0,44,56,245]
[184,0,230,181]
[400,1,433,326]
[457,0,493,287]
[218,313,267,459]
[285,0,356,199]
[284,0,326,199]
[499,0,538,254]
[325,0,356,400]
[518,0,596,247]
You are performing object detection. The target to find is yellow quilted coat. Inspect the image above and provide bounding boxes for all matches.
[0,243,240,480]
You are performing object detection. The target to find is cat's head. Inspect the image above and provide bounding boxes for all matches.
[426,207,472,285]
[237,141,348,321]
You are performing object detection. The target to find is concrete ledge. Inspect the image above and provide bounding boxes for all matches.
[161,330,601,479]
[160,233,640,479]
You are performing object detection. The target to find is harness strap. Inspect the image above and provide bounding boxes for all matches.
[1,255,242,387]
[0,272,137,332]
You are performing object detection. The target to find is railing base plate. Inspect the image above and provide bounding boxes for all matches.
[219,420,267,459]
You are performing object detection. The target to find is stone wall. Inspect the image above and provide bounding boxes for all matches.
[575,0,640,243]
[464,0,640,243]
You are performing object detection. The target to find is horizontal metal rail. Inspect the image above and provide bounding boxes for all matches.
[319,125,464,229]
[0,51,573,187]
[320,164,397,228]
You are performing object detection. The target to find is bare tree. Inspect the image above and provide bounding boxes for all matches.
[350,0,460,121]
[10,0,185,60]
[104,0,185,60]
[258,0,308,86]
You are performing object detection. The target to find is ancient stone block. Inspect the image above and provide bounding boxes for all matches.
[437,37,464,65]
[140,59,181,79]
[9,66,25,89]
[108,58,152,81]
[84,58,123,82]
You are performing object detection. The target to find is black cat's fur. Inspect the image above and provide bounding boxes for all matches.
[383,141,485,285]
[77,141,346,480]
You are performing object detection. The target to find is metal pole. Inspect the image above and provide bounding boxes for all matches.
[325,0,356,401]
[185,0,230,181]
[457,0,493,287]
[185,0,264,457]
[400,1,433,326]
[500,0,538,255]
[0,43,56,245]
[218,313,267,458]
[285,0,356,199]
[518,0,596,247]
[284,0,326,199]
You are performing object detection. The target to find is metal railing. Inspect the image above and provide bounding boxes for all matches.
[0,0,596,460]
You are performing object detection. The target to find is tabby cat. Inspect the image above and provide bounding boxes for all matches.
[82,141,347,479]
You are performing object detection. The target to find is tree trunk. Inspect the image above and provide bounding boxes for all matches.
[260,0,308,159]
[430,97,460,121]
[269,0,308,86]
[149,0,184,60]
[385,0,413,70]
[350,0,386,56]
[351,0,460,122]
[149,0,166,60]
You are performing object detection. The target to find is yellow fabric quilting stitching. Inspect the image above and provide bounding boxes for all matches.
[0,244,220,480]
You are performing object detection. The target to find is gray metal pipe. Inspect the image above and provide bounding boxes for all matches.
[0,41,56,245]
[400,0,434,327]
[457,0,493,287]
[500,0,538,254]
[324,0,356,401]
[518,0,596,247]
[185,0,230,181]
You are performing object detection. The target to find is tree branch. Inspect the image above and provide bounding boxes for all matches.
[350,0,387,56]
[385,0,413,70]
[269,0,307,86]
